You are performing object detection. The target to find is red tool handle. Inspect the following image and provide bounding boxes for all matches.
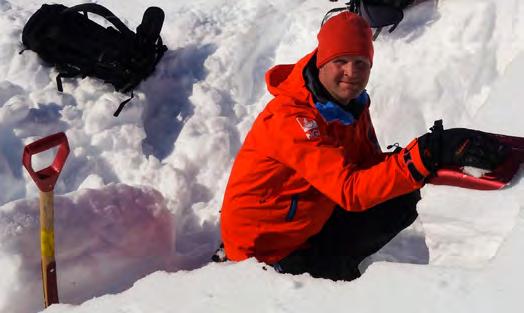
[22,132,70,192]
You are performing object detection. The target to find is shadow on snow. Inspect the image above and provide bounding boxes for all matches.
[140,44,217,160]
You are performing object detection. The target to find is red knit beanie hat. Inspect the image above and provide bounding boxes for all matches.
[316,11,374,68]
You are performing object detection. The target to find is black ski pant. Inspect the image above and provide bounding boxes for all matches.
[274,189,421,281]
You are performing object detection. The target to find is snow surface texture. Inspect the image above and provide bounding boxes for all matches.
[0,0,522,312]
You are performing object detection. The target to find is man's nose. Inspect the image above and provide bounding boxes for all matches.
[343,62,356,76]
[345,61,366,76]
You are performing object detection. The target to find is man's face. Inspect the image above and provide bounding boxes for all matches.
[318,55,371,105]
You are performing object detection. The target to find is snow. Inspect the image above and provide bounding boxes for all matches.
[0,0,522,312]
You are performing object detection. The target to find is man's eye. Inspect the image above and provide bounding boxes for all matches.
[355,60,369,68]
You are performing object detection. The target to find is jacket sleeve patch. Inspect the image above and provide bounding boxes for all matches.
[296,117,321,140]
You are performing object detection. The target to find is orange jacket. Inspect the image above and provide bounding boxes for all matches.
[220,51,429,264]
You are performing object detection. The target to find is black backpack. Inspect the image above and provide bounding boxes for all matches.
[21,3,168,116]
[324,0,416,39]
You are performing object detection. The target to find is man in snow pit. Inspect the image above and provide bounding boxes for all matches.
[219,11,509,281]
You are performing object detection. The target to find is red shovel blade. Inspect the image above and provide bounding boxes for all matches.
[430,168,510,190]
[429,133,524,190]
[22,132,70,192]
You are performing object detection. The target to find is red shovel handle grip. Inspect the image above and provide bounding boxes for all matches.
[22,132,70,192]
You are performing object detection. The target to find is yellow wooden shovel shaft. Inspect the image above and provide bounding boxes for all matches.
[40,191,59,307]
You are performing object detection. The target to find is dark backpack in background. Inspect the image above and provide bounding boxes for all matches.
[325,0,417,39]
[21,3,168,116]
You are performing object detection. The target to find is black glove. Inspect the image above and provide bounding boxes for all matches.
[418,120,510,172]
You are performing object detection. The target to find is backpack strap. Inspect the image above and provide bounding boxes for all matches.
[63,3,134,37]
[56,70,81,92]
[320,6,348,26]
[113,91,134,117]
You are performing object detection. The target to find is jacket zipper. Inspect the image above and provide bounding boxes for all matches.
[285,195,299,221]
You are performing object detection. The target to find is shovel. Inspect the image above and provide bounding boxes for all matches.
[22,132,70,308]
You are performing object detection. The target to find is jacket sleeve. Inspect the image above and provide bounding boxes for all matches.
[256,105,430,212]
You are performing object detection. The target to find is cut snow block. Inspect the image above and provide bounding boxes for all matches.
[0,183,176,313]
